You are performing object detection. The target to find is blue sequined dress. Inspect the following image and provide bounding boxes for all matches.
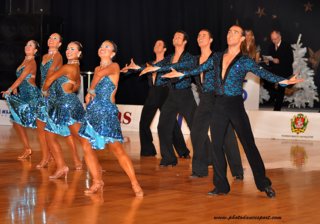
[45,76,85,136]
[79,76,123,149]
[36,59,56,122]
[5,67,40,128]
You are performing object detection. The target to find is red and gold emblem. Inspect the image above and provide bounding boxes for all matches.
[291,113,309,134]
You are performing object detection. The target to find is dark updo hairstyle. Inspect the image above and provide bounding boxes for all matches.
[30,39,40,57]
[50,33,63,50]
[104,40,118,60]
[70,41,83,59]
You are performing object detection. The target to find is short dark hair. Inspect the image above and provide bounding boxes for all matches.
[271,30,281,36]
[199,29,213,39]
[157,39,167,49]
[175,30,189,42]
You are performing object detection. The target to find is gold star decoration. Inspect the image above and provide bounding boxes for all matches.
[256,7,266,18]
[304,2,313,12]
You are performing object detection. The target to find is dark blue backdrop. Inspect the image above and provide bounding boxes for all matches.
[1,0,319,104]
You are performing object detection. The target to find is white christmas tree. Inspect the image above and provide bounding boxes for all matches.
[259,85,270,103]
[284,34,319,108]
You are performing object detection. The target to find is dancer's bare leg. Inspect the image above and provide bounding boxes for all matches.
[36,120,51,167]
[69,123,103,194]
[45,131,69,179]
[13,123,32,159]
[66,135,82,170]
[109,142,143,197]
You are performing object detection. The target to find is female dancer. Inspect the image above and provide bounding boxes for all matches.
[41,41,85,178]
[36,33,82,170]
[1,40,40,159]
[78,40,143,197]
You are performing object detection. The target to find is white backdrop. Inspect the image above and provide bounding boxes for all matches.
[2,74,319,141]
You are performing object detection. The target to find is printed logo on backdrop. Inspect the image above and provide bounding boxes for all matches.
[291,113,309,134]
[242,80,248,101]
[0,100,12,125]
[0,109,10,117]
[118,111,132,124]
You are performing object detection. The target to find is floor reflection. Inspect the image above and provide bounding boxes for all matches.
[290,145,308,168]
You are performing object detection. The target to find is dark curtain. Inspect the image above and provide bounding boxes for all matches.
[50,0,226,104]
[1,0,320,104]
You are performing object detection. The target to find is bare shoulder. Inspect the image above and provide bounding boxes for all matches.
[42,53,50,61]
[63,64,79,71]
[111,62,120,70]
[30,59,37,66]
[94,66,100,72]
[53,52,63,62]
[110,62,120,74]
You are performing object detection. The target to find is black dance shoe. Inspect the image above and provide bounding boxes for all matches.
[264,186,276,198]
[234,174,244,181]
[140,153,157,157]
[159,163,177,167]
[189,174,208,179]
[179,154,191,159]
[207,188,228,196]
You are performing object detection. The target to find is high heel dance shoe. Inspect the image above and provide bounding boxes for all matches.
[75,163,83,171]
[36,160,49,169]
[49,166,69,179]
[84,181,104,194]
[36,155,52,169]
[132,183,144,198]
[17,148,32,160]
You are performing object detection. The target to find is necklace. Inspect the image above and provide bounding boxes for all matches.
[100,61,112,68]
[48,49,58,55]
[68,60,80,65]
[25,55,34,61]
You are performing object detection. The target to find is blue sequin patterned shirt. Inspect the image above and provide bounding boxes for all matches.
[154,52,197,89]
[215,53,285,96]
[182,52,220,93]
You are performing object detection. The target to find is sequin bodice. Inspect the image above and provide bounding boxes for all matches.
[215,54,285,96]
[40,59,53,88]
[15,67,38,98]
[94,76,116,103]
[79,76,123,149]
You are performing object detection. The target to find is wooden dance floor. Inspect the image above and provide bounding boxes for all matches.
[0,125,319,224]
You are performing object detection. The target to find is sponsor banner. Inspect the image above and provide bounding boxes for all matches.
[243,72,260,110]
[0,100,11,125]
[247,110,320,141]
[117,104,142,132]
[2,100,319,141]
[117,104,191,134]
[118,104,320,140]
